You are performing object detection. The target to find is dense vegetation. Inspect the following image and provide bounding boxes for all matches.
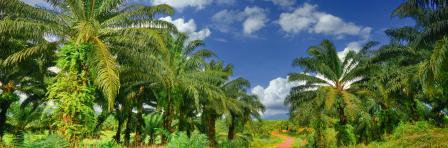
[0,0,447,148]
[285,0,448,147]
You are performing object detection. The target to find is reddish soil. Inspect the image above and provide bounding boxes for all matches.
[271,132,294,148]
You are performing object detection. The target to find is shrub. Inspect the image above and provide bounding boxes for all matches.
[22,135,69,148]
[217,139,249,148]
[336,124,356,146]
[167,131,208,148]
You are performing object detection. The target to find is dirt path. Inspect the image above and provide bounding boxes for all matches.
[271,132,295,148]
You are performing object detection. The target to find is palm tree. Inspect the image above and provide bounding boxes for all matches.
[287,40,371,125]
[228,94,264,140]
[224,78,264,141]
[200,60,237,146]
[286,40,374,145]
[6,102,45,145]
[145,33,226,141]
[143,113,163,144]
[393,0,448,47]
[0,34,51,143]
[0,0,176,108]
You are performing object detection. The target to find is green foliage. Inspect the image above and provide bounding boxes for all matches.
[218,139,250,148]
[167,131,209,148]
[361,121,448,147]
[47,44,97,141]
[336,124,357,146]
[249,135,283,148]
[0,92,19,103]
[21,135,69,148]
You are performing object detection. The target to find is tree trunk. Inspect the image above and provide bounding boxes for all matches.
[93,112,108,138]
[149,132,155,144]
[337,105,347,125]
[124,108,132,145]
[0,101,12,142]
[134,101,144,145]
[114,118,123,143]
[162,94,173,144]
[0,81,15,142]
[207,114,217,147]
[227,114,236,140]
[178,108,185,131]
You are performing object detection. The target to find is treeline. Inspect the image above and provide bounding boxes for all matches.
[285,0,448,147]
[0,0,264,147]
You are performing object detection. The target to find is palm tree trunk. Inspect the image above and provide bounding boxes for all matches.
[93,112,108,138]
[227,114,236,140]
[178,108,185,131]
[149,131,155,144]
[114,118,123,143]
[134,101,144,145]
[207,113,217,147]
[337,105,347,125]
[124,108,132,145]
[0,101,12,142]
[0,81,15,142]
[162,94,173,143]
[410,99,420,121]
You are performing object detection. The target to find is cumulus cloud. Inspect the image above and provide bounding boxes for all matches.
[242,7,269,35]
[278,3,372,39]
[212,6,268,36]
[152,0,213,10]
[160,16,211,40]
[337,41,363,60]
[251,77,302,119]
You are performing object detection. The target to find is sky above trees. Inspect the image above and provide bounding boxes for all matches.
[22,0,416,119]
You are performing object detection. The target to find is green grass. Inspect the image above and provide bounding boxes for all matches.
[355,121,448,148]
[249,135,283,148]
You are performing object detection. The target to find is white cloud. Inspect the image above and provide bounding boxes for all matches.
[337,41,363,60]
[242,7,268,35]
[152,0,213,10]
[278,3,372,39]
[212,10,245,33]
[160,16,211,40]
[251,77,301,119]
[267,0,295,7]
[215,0,236,5]
[212,6,268,36]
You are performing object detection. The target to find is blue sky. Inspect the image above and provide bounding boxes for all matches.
[24,0,415,120]
[149,0,415,119]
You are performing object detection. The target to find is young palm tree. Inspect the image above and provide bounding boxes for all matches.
[0,0,176,107]
[6,102,45,145]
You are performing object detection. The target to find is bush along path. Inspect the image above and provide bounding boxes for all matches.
[271,132,294,148]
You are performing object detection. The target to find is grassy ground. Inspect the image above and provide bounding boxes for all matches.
[249,135,283,148]
[356,122,448,148]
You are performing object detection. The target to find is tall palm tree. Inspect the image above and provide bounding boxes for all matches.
[224,78,264,141]
[200,60,236,146]
[0,34,51,143]
[393,0,448,47]
[287,40,371,125]
[0,0,176,107]
[148,33,225,139]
